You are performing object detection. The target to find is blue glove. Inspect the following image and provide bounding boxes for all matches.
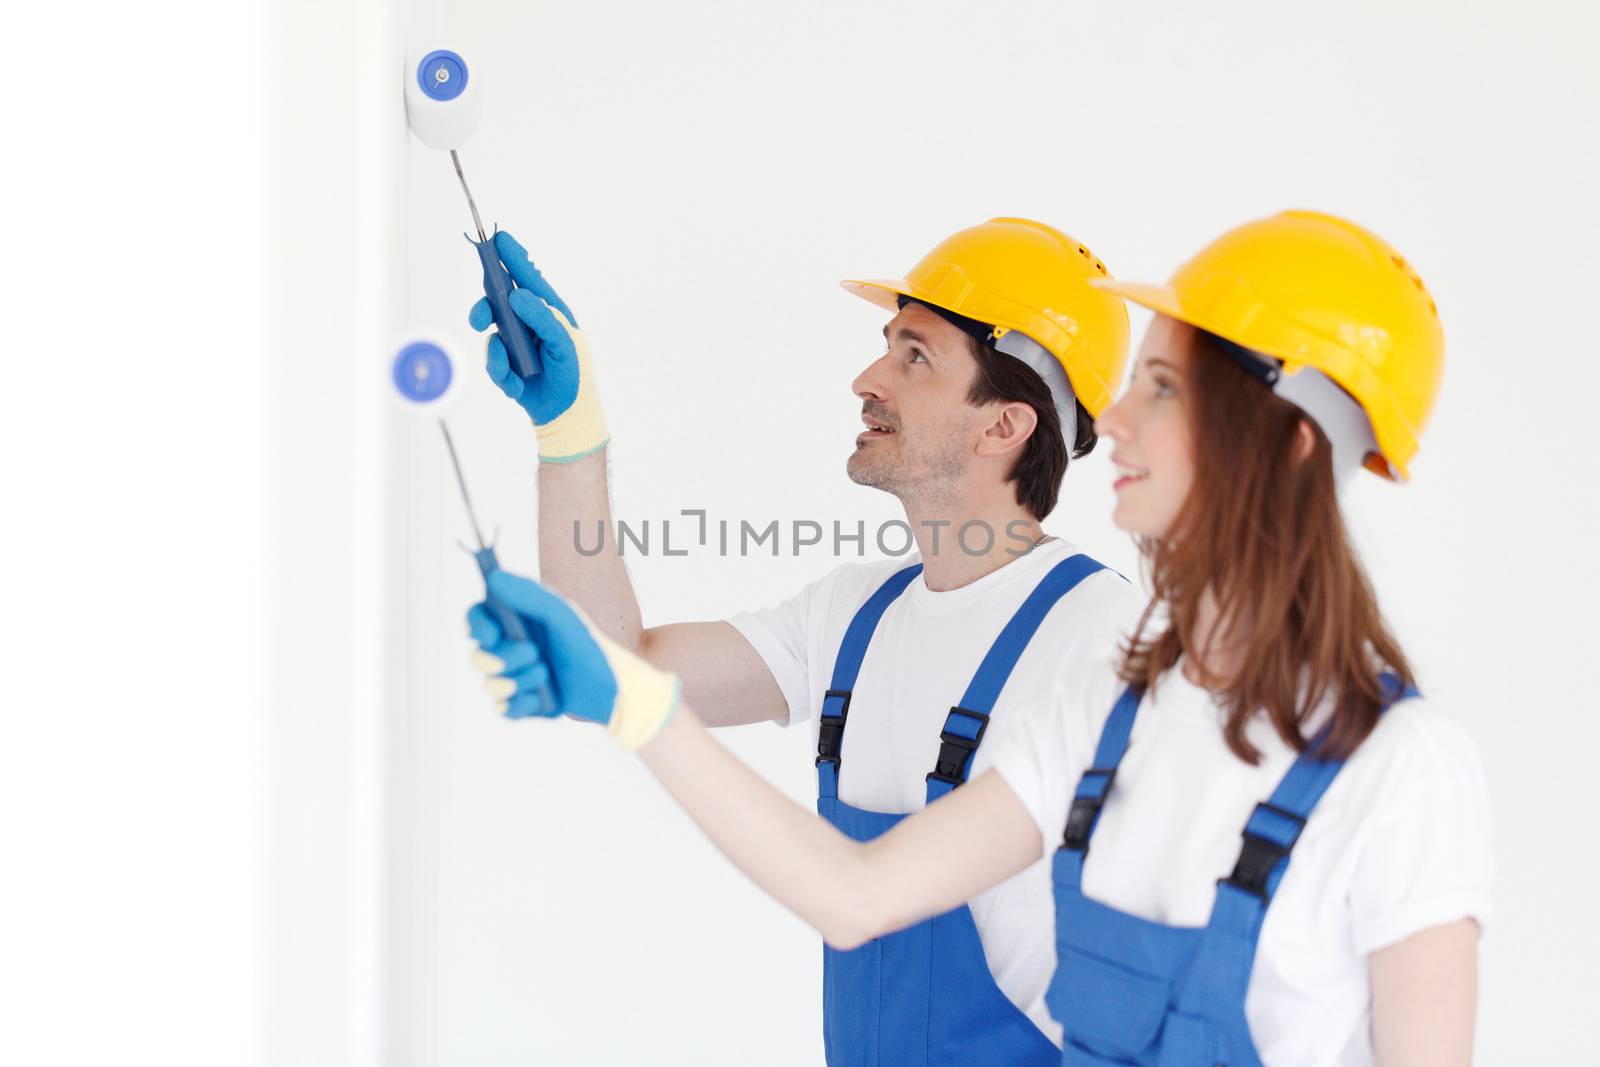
[468,232,609,462]
[467,570,617,722]
[467,570,680,748]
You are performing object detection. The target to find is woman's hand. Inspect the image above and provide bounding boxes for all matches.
[467,569,679,748]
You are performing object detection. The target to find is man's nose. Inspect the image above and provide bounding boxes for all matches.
[852,352,893,402]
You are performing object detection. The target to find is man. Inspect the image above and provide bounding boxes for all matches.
[469,218,1142,1063]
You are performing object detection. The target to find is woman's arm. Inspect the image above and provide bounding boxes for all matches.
[468,569,1045,948]
[639,706,1044,949]
[1369,918,1478,1066]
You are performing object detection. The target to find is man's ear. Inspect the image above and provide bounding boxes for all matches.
[977,401,1038,457]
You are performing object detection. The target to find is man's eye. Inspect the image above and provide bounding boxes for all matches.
[908,349,928,364]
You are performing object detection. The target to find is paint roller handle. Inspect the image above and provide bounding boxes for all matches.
[475,545,556,714]
[473,235,543,380]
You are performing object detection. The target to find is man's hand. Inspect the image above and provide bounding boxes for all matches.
[468,231,610,462]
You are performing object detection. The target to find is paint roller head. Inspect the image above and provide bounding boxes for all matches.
[391,337,465,413]
[404,47,483,150]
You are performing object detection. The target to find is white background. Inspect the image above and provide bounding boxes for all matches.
[3,1,1597,1064]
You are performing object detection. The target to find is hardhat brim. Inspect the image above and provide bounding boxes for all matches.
[840,277,912,314]
[1089,278,1188,324]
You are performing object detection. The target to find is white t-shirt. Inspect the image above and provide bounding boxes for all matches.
[727,538,1145,1041]
[985,655,1494,1065]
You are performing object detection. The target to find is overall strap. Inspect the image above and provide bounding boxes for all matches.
[925,554,1111,801]
[1054,684,1144,887]
[1210,672,1422,938]
[815,563,924,799]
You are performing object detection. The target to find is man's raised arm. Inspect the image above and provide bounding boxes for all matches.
[470,231,787,727]
[537,452,787,726]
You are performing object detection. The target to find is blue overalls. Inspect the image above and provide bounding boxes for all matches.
[816,553,1110,1066]
[1046,677,1418,1065]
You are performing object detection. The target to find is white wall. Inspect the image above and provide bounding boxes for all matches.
[2,2,265,1066]
[16,2,1587,1065]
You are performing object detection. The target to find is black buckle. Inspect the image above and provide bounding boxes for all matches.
[1221,802,1307,899]
[1060,767,1117,852]
[815,689,852,768]
[925,706,991,788]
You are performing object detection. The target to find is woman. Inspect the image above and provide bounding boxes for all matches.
[469,210,1490,1065]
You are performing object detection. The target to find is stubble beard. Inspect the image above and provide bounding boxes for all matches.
[846,432,967,512]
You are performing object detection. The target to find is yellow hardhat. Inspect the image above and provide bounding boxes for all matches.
[1094,210,1444,481]
[841,217,1131,418]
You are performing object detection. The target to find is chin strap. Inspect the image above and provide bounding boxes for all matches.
[994,329,1078,448]
[1210,336,1386,486]
[1273,366,1386,484]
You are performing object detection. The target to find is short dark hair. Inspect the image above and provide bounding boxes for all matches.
[965,335,1097,519]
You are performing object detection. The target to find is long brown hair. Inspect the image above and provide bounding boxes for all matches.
[1119,328,1414,763]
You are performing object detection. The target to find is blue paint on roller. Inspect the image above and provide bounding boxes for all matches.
[393,340,453,402]
[417,50,468,102]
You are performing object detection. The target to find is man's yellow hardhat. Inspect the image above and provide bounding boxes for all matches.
[842,217,1131,419]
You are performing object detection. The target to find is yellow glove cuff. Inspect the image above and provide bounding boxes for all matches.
[537,316,611,463]
[593,631,681,750]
